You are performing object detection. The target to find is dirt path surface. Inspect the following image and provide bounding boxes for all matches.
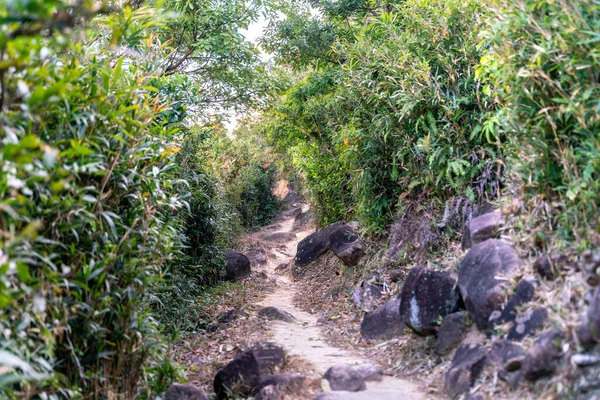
[252,208,425,399]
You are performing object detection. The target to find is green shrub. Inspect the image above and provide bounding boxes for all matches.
[0,2,181,397]
[264,0,500,231]
[481,0,600,240]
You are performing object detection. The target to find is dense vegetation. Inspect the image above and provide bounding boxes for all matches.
[260,0,599,241]
[0,0,278,397]
[1,0,599,397]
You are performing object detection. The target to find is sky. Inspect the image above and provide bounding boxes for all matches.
[224,16,270,133]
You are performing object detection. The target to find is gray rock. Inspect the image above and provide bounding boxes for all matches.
[507,307,548,341]
[352,282,383,311]
[522,329,564,381]
[388,269,404,283]
[258,307,296,323]
[330,225,365,266]
[445,344,488,397]
[257,373,306,392]
[399,266,459,335]
[487,340,525,367]
[293,210,314,230]
[164,383,208,400]
[295,221,360,266]
[352,364,383,382]
[458,239,523,330]
[435,312,469,356]
[586,287,600,342]
[246,342,286,373]
[246,248,268,266]
[214,350,261,400]
[462,212,503,250]
[274,263,289,273]
[255,385,284,400]
[223,250,251,282]
[360,299,407,340]
[533,256,556,280]
[323,365,366,392]
[489,278,538,330]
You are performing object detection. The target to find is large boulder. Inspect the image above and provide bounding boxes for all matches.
[445,344,488,397]
[522,329,564,381]
[214,350,261,399]
[360,299,407,340]
[323,365,366,392]
[458,239,523,330]
[164,383,208,400]
[295,221,364,266]
[399,266,459,335]
[223,250,251,282]
[462,212,503,250]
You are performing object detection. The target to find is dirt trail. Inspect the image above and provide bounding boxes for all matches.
[253,208,424,399]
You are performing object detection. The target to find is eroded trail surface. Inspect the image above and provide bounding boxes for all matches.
[251,207,424,399]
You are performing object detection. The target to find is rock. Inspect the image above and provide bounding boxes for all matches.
[522,329,564,381]
[262,232,297,242]
[246,248,268,266]
[255,271,269,280]
[217,309,249,325]
[214,350,261,400]
[462,212,503,250]
[360,299,407,340]
[534,256,556,280]
[246,342,286,373]
[458,239,523,330]
[445,344,488,397]
[295,221,358,266]
[352,364,383,382]
[507,307,548,341]
[399,266,459,335]
[489,278,538,330]
[576,322,596,350]
[487,340,525,367]
[255,385,283,400]
[164,383,208,400]
[435,312,469,356]
[330,225,365,266]
[352,282,383,311]
[258,374,306,391]
[388,269,403,283]
[274,263,289,273]
[323,365,366,392]
[223,250,251,282]
[258,307,296,323]
[586,287,600,342]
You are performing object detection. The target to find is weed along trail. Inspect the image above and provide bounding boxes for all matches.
[249,206,425,399]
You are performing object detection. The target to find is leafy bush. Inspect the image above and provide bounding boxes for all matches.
[264,0,500,231]
[0,2,184,397]
[481,0,600,240]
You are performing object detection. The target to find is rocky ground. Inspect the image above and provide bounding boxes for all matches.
[166,192,600,400]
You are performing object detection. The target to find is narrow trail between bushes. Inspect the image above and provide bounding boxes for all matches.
[252,206,424,399]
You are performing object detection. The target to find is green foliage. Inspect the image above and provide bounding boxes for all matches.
[0,1,184,397]
[263,0,501,231]
[480,0,600,239]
